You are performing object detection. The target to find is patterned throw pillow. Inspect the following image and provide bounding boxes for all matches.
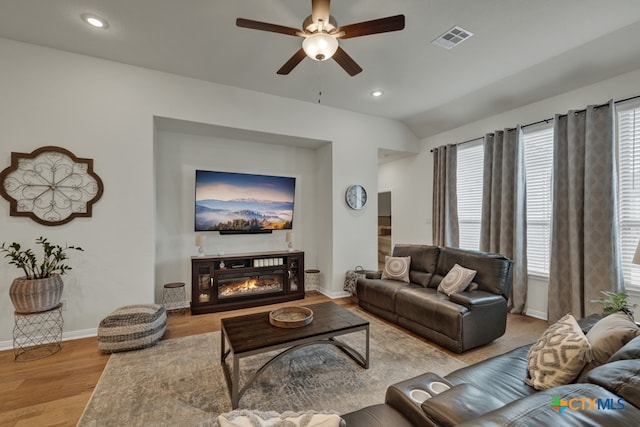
[526,314,592,390]
[437,264,477,296]
[381,256,411,283]
[216,410,344,427]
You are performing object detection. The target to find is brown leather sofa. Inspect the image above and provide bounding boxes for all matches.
[357,244,513,353]
[342,334,640,426]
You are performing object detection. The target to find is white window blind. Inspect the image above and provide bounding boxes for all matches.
[523,124,554,277]
[456,139,484,250]
[617,101,640,293]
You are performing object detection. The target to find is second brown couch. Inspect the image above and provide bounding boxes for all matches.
[356,244,513,353]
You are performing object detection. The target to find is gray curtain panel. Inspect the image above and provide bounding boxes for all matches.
[432,144,459,247]
[480,128,528,314]
[548,100,623,324]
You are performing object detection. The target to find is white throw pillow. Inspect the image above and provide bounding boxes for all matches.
[526,314,592,390]
[381,255,411,283]
[216,410,344,427]
[437,264,477,296]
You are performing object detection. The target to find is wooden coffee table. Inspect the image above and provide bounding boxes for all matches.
[220,301,370,408]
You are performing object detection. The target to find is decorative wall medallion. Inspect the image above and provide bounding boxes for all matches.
[0,146,104,225]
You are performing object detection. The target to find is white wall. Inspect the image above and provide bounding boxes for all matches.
[379,67,640,318]
[315,143,334,295]
[154,130,323,302]
[378,152,431,246]
[0,37,419,346]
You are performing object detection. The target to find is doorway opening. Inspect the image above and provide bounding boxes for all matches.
[378,191,392,270]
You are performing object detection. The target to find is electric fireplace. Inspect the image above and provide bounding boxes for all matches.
[217,272,284,300]
[191,250,305,314]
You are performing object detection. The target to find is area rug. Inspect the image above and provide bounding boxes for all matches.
[77,309,466,426]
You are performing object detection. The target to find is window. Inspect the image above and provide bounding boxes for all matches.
[617,101,640,293]
[457,139,484,250]
[523,124,554,277]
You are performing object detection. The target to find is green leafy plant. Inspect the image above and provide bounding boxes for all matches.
[591,291,638,316]
[1,237,83,279]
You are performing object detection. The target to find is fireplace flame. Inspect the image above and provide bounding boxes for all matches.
[218,276,282,298]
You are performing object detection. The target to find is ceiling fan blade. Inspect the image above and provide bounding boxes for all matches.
[236,18,302,37]
[336,14,405,39]
[277,48,307,75]
[311,0,331,24]
[332,46,362,76]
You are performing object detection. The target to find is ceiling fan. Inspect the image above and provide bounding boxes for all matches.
[236,0,405,76]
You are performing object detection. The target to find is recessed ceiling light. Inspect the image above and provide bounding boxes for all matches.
[81,13,109,29]
[371,90,383,97]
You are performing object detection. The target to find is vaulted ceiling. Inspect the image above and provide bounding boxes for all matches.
[2,0,640,138]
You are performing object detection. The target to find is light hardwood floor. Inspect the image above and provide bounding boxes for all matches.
[0,294,548,427]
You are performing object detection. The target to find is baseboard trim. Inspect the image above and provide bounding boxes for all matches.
[0,328,97,351]
[317,288,350,299]
[525,309,547,321]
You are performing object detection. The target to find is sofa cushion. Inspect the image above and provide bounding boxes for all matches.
[356,277,410,313]
[432,247,512,297]
[381,256,411,283]
[581,359,640,409]
[437,264,477,296]
[609,335,640,362]
[395,286,468,340]
[446,345,537,404]
[421,383,506,427]
[393,244,440,287]
[457,383,640,427]
[526,314,591,390]
[585,312,639,368]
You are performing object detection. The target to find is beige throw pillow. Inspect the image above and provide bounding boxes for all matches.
[526,314,591,390]
[437,263,477,296]
[381,256,411,283]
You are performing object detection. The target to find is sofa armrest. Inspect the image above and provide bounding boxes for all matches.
[366,271,382,279]
[385,372,454,427]
[421,383,506,427]
[451,291,509,352]
[448,291,505,307]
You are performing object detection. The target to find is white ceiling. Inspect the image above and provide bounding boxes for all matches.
[2,0,640,139]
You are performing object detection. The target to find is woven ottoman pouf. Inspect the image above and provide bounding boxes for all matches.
[98,304,167,353]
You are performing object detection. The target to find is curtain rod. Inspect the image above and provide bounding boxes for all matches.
[429,93,640,152]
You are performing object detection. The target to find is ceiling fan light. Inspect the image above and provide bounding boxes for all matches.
[302,33,338,61]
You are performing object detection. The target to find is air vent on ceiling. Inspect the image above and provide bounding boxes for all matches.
[432,26,473,49]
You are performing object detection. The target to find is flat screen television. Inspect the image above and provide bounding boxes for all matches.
[195,170,296,233]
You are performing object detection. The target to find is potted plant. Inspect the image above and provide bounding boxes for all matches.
[1,237,83,313]
[591,290,638,318]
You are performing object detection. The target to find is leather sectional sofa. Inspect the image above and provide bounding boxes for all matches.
[357,244,513,353]
[342,331,640,426]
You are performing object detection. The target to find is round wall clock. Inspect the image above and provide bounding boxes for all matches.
[345,184,367,210]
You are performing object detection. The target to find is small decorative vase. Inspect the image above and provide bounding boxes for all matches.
[9,274,64,314]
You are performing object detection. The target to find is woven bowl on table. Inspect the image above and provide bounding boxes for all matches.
[9,274,64,314]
